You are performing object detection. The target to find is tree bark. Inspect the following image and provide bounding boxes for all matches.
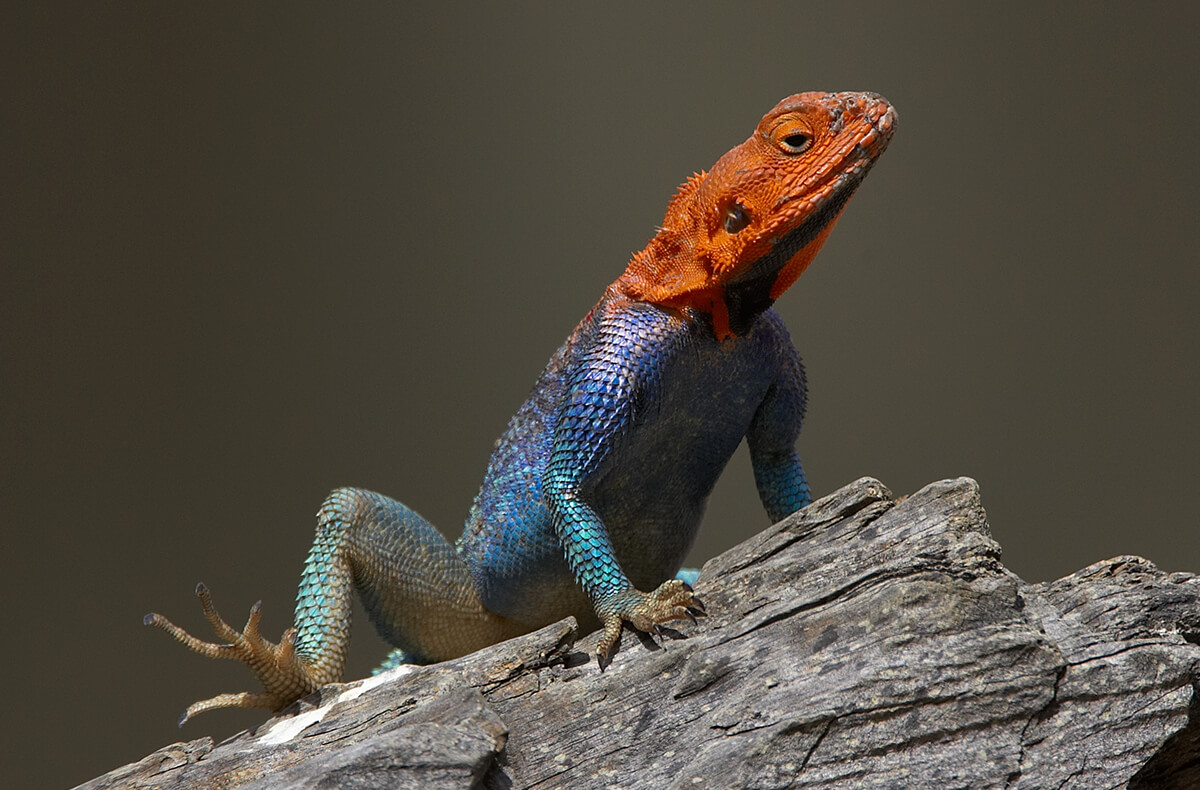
[78,478,1200,789]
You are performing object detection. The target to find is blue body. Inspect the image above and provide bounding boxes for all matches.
[459,291,811,630]
[290,266,815,669]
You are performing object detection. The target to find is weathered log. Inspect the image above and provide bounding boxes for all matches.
[78,478,1200,789]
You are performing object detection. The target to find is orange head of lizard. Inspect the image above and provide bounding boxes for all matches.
[616,91,897,340]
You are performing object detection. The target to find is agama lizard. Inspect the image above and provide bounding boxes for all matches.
[146,91,897,725]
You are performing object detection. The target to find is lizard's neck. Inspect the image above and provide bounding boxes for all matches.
[614,192,853,341]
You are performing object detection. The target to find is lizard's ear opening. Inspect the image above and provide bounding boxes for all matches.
[722,202,751,235]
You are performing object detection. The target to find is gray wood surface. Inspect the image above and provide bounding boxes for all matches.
[79,478,1200,789]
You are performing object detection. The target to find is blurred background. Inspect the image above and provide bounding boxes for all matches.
[4,3,1198,787]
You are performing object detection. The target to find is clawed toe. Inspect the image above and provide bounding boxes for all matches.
[146,584,327,723]
[178,691,276,728]
[595,578,708,663]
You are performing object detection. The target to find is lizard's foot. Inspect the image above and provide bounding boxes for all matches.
[597,579,706,664]
[145,583,328,726]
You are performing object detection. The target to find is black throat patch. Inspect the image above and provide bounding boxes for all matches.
[723,181,860,336]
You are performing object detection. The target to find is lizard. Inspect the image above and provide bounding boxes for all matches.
[146,91,897,726]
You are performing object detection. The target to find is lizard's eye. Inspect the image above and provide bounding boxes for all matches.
[723,203,751,234]
[780,132,811,152]
[771,121,814,154]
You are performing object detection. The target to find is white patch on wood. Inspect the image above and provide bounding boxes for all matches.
[256,664,417,745]
[338,663,415,703]
[257,705,331,745]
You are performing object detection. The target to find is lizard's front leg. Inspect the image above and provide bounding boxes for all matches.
[542,318,705,663]
[544,485,706,662]
[147,487,523,724]
[746,317,813,521]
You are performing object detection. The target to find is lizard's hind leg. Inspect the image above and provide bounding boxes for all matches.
[147,486,522,724]
[304,487,526,669]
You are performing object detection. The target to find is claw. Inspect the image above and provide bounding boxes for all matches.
[596,578,707,662]
[147,585,330,722]
[596,613,624,667]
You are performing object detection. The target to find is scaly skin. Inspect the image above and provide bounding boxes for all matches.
[147,91,897,724]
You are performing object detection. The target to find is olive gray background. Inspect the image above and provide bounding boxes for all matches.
[5,3,1198,787]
